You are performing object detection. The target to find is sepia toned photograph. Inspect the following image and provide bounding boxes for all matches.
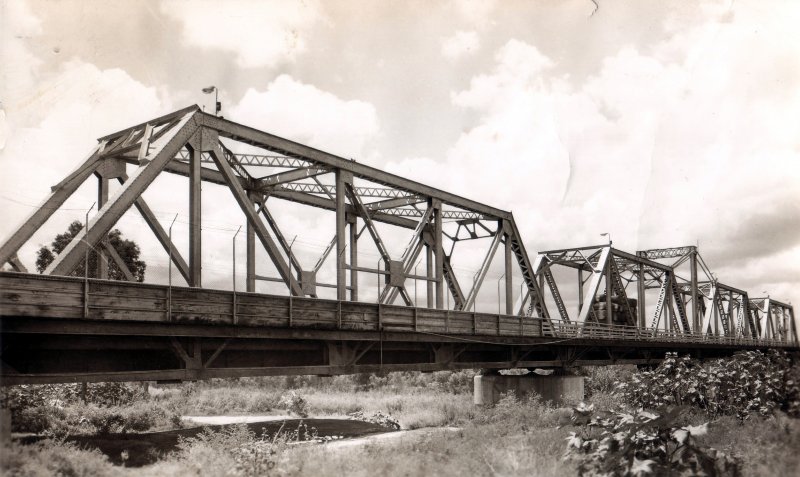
[1,1,798,475]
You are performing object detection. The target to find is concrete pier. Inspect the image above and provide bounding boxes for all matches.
[473,373,585,405]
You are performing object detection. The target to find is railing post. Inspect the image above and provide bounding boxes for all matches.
[337,300,342,329]
[288,295,293,327]
[84,279,90,319]
[473,312,477,335]
[413,307,418,332]
[232,291,237,325]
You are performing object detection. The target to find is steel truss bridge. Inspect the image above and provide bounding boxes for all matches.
[0,106,796,385]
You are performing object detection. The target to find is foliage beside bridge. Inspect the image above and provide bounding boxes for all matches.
[564,405,740,477]
[615,350,800,419]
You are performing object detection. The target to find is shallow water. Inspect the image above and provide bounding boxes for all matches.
[18,417,396,467]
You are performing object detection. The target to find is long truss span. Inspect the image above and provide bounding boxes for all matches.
[1,272,795,385]
[0,105,797,385]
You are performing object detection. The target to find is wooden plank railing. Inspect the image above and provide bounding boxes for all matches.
[1,272,796,348]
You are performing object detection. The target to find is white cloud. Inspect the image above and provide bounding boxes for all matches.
[0,0,43,124]
[229,75,380,159]
[386,0,800,308]
[160,0,323,68]
[451,0,497,29]
[0,56,174,274]
[441,30,480,60]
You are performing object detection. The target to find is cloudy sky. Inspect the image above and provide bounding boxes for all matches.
[1,0,798,316]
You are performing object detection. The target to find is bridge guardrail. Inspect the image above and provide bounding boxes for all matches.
[1,272,796,349]
[543,320,794,347]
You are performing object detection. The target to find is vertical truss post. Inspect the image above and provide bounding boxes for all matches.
[335,169,350,301]
[95,174,110,279]
[246,192,256,293]
[713,288,720,335]
[742,295,751,338]
[426,244,434,308]
[727,292,736,337]
[604,258,613,325]
[349,217,358,301]
[666,274,675,332]
[760,299,769,339]
[637,264,646,329]
[690,251,698,332]
[504,228,513,315]
[578,268,584,316]
[433,199,444,309]
[189,142,202,287]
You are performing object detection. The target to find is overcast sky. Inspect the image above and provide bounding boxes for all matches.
[1,0,798,316]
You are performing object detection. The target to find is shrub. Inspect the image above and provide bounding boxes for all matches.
[615,351,797,419]
[564,404,741,476]
[13,406,62,434]
[0,439,119,476]
[173,424,302,476]
[279,391,309,417]
[583,366,634,398]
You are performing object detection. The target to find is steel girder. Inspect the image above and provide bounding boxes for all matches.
[1,106,543,318]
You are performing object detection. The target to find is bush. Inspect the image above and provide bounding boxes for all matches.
[615,351,797,419]
[583,366,634,398]
[279,391,309,417]
[564,404,741,476]
[1,382,146,414]
[0,439,119,476]
[13,406,63,434]
[172,424,305,476]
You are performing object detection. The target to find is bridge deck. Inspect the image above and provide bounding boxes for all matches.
[1,272,796,385]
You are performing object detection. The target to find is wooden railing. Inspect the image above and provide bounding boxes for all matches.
[1,272,797,348]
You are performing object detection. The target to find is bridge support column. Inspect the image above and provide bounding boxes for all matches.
[473,372,584,406]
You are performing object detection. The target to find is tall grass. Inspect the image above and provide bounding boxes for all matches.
[5,365,800,476]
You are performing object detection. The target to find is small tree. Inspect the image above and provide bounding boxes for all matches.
[36,221,146,282]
